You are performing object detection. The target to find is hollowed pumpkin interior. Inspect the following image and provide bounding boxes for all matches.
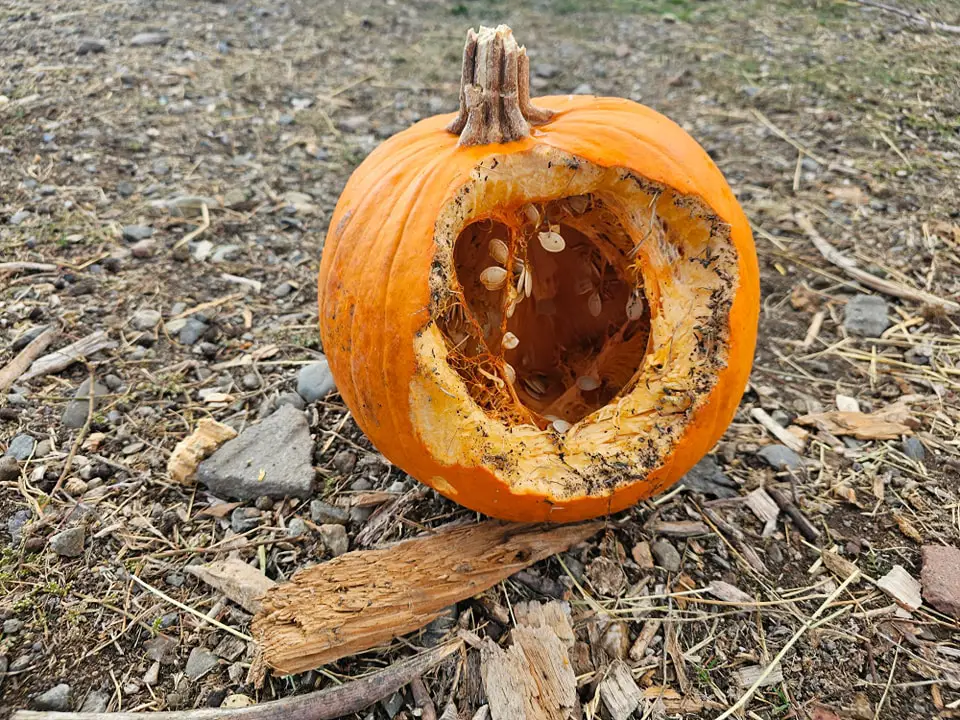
[442,197,652,430]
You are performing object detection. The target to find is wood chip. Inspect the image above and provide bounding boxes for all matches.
[253,520,601,673]
[745,487,780,537]
[20,329,115,383]
[822,550,860,581]
[167,418,238,483]
[646,520,710,537]
[641,687,705,715]
[599,660,643,720]
[628,619,661,662]
[795,409,915,440]
[750,407,805,452]
[876,565,922,611]
[631,541,654,568]
[893,512,924,543]
[187,558,276,614]
[513,600,574,646]
[734,663,783,688]
[707,581,753,604]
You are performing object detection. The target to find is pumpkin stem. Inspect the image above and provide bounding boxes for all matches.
[447,25,555,147]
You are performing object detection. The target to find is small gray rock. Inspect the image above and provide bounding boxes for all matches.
[12,325,47,351]
[287,517,308,537]
[122,225,154,242]
[319,524,349,557]
[310,499,348,526]
[7,509,31,543]
[117,181,136,198]
[6,433,36,461]
[331,450,357,475]
[130,31,170,47]
[380,692,404,720]
[0,456,20,481]
[130,238,156,258]
[678,455,739,499]
[144,634,178,664]
[230,508,261,533]
[62,379,109,428]
[184,647,219,680]
[10,654,33,672]
[104,374,124,391]
[275,391,305,411]
[49,526,84,557]
[178,318,208,346]
[79,691,110,713]
[297,357,336,402]
[650,540,681,572]
[34,684,72,711]
[4,618,24,634]
[241,373,261,390]
[131,309,161,331]
[143,661,160,686]
[77,38,106,55]
[164,572,185,588]
[198,405,315,500]
[9,210,31,226]
[844,295,890,338]
[272,281,294,298]
[902,437,925,461]
[254,496,274,511]
[757,444,803,471]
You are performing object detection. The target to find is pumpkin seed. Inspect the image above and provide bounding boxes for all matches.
[522,376,546,398]
[502,331,520,350]
[503,362,516,384]
[522,203,540,226]
[566,194,590,215]
[538,230,565,253]
[489,238,509,265]
[576,375,600,391]
[574,277,595,296]
[480,266,508,290]
[587,292,602,318]
[626,291,645,320]
[524,264,533,297]
[552,418,572,433]
[505,297,518,318]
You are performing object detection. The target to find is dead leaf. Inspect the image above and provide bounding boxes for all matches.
[197,501,242,519]
[186,558,276,614]
[167,418,237,483]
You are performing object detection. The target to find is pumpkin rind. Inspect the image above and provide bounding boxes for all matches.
[319,92,758,522]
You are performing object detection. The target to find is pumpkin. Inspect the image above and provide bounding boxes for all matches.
[318,25,759,522]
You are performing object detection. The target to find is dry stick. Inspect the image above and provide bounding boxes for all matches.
[795,214,960,313]
[49,365,96,501]
[20,330,116,383]
[714,572,860,720]
[0,261,59,273]
[173,202,210,249]
[0,327,58,393]
[12,640,461,720]
[767,487,821,542]
[852,0,960,33]
[411,676,439,720]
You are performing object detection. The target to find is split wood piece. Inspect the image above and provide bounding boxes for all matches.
[598,660,643,720]
[745,487,780,537]
[253,520,601,674]
[750,408,805,453]
[446,25,554,146]
[0,327,58,393]
[646,519,710,537]
[628,619,661,662]
[767,487,821,541]
[876,565,922,611]
[642,687,707,715]
[11,640,460,720]
[167,419,238,483]
[19,330,116,383]
[0,261,58,274]
[481,601,578,720]
[733,663,783,688]
[795,213,960,312]
[794,409,915,440]
[186,558,276,614]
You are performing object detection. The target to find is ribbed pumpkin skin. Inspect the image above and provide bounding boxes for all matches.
[318,95,759,522]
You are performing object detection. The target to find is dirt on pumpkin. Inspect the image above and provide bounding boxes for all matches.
[1,1,959,719]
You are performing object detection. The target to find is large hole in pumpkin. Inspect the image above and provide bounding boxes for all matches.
[438,194,652,430]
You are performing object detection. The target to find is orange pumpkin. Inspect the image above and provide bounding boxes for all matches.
[318,25,759,522]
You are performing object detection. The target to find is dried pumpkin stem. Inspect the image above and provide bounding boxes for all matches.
[447,25,555,147]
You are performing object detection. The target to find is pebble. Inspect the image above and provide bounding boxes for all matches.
[331,449,357,475]
[10,654,34,672]
[7,509,31,543]
[272,281,294,298]
[6,433,36,461]
[122,225,154,242]
[650,540,682,572]
[144,635,178,663]
[178,318,208,345]
[310,499,349,526]
[678,455,739,498]
[843,295,890,338]
[165,572,185,588]
[117,181,136,197]
[380,692,404,720]
[62,379,109,428]
[0,456,20,482]
[9,210,31,226]
[287,517,308,537]
[275,391,305,411]
[198,405,315,500]
[319,524,349,556]
[34,439,51,458]
[4,618,24,634]
[130,238,156,258]
[12,325,47,351]
[130,31,170,47]
[185,647,219,680]
[49,526,85,557]
[230,508,261,533]
[104,374,124,392]
[901,437,925,461]
[34,684,72,711]
[241,373,261,390]
[297,357,336,402]
[254,496,274,511]
[757,444,803,471]
[921,545,960,618]
[80,691,109,713]
[77,38,106,54]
